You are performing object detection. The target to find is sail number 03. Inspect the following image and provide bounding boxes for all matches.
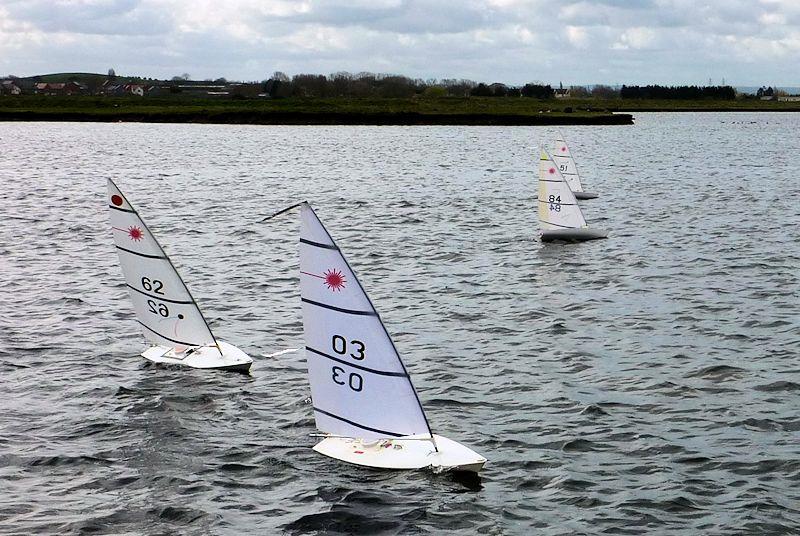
[331,335,365,360]
[331,366,363,391]
[331,335,366,391]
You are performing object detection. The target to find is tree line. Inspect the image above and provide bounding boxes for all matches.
[268,71,556,99]
[619,85,736,100]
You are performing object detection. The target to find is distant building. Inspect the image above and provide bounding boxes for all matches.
[0,80,21,95]
[35,82,84,95]
[554,81,571,99]
[778,96,800,102]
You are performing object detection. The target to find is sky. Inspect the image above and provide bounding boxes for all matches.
[1,0,798,86]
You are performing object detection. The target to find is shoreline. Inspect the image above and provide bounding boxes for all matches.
[0,110,634,126]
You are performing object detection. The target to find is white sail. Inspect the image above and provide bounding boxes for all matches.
[299,203,432,441]
[538,148,587,230]
[552,136,584,193]
[108,179,219,352]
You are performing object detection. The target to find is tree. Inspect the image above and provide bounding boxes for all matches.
[108,68,116,78]
[272,71,290,82]
[591,85,618,99]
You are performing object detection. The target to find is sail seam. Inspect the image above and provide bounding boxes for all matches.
[301,298,378,316]
[300,238,339,250]
[539,220,575,229]
[109,205,136,213]
[306,346,408,377]
[539,179,563,183]
[537,199,577,206]
[313,407,405,437]
[136,320,202,347]
[116,246,167,259]
[126,284,194,304]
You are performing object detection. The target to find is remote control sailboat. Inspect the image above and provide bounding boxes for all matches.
[107,179,252,372]
[538,149,608,242]
[298,202,485,473]
[553,136,598,200]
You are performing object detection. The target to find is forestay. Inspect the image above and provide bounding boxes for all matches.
[552,137,585,193]
[538,149,587,230]
[299,203,433,441]
[107,179,219,352]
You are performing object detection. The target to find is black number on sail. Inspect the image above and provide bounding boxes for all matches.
[559,164,568,171]
[141,277,164,294]
[147,299,169,317]
[331,366,364,391]
[548,195,561,203]
[549,203,562,212]
[349,373,363,392]
[331,335,366,361]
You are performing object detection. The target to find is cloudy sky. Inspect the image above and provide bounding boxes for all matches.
[1,0,798,85]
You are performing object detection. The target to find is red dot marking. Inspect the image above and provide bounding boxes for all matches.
[111,194,123,206]
[549,168,556,174]
[561,146,567,152]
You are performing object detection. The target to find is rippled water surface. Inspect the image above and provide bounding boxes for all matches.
[1,113,799,535]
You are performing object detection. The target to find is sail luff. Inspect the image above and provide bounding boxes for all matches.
[108,179,221,353]
[300,203,435,442]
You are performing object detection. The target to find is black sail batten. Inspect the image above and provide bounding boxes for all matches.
[302,203,437,446]
[306,346,408,377]
[301,297,378,316]
[313,407,405,437]
[125,284,194,304]
[300,238,339,250]
[109,179,222,356]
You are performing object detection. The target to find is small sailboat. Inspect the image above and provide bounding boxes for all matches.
[107,179,253,372]
[553,136,598,200]
[538,148,608,242]
[298,202,486,473]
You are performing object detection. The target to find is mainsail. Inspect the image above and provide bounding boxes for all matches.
[299,203,433,440]
[552,136,585,193]
[108,179,219,352]
[538,148,587,230]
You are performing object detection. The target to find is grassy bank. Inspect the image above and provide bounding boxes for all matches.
[0,95,631,125]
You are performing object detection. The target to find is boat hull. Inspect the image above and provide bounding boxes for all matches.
[313,434,486,473]
[141,341,252,372]
[574,191,599,200]
[540,228,608,242]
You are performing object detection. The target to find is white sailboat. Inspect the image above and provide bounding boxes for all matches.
[553,136,598,200]
[298,202,486,473]
[538,148,608,242]
[107,179,253,372]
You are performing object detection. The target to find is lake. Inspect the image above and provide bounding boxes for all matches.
[1,113,798,534]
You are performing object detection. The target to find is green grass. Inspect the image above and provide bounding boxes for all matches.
[0,95,631,125]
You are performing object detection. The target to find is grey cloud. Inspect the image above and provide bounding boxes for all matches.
[3,0,172,36]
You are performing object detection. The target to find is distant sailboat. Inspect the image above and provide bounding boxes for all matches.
[553,136,598,200]
[538,149,608,242]
[298,202,486,473]
[107,179,253,372]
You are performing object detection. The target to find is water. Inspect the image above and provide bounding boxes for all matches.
[1,113,798,535]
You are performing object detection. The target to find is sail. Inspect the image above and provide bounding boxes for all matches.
[299,203,433,440]
[107,179,219,351]
[538,148,587,230]
[552,137,584,193]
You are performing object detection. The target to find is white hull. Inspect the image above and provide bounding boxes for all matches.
[313,434,486,473]
[141,341,252,372]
